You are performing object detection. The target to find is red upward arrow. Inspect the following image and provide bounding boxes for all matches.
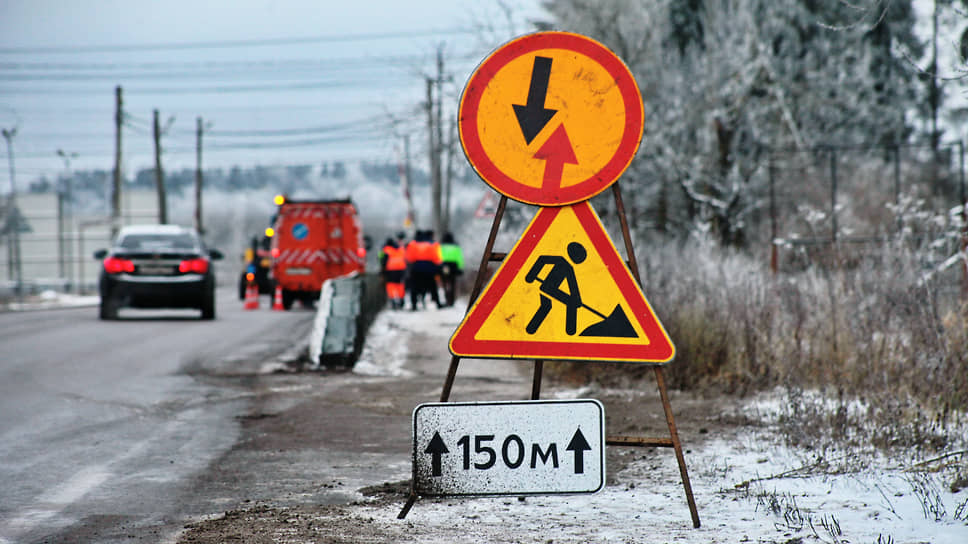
[534,124,578,191]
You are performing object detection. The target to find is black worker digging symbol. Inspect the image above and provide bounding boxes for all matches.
[523,242,637,338]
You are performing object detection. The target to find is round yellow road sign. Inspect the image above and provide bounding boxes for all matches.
[459,32,644,207]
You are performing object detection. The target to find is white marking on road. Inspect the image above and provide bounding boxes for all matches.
[1,467,110,537]
[0,433,156,541]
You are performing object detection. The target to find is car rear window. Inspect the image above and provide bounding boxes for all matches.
[118,233,198,251]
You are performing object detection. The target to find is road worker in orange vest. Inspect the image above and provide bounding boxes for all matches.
[404,229,443,310]
[379,237,408,309]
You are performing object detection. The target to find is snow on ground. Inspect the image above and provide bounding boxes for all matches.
[351,305,421,378]
[12,290,967,542]
[0,290,99,311]
[339,423,968,544]
[343,301,968,544]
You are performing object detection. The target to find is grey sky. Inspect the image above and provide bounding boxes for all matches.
[0,0,546,189]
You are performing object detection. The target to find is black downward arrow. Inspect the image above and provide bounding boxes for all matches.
[566,428,592,474]
[424,432,449,477]
[512,56,557,144]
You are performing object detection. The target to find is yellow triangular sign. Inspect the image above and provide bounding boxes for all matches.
[450,201,674,363]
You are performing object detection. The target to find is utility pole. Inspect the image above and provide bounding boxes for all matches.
[442,116,456,235]
[434,45,446,237]
[2,126,22,297]
[930,0,940,158]
[959,139,966,301]
[112,85,122,238]
[426,77,441,236]
[830,148,838,244]
[928,0,942,194]
[194,116,204,234]
[56,149,78,288]
[153,109,167,224]
[399,134,415,230]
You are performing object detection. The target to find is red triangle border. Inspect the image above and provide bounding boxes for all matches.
[449,201,675,363]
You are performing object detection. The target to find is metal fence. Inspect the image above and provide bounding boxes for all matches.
[0,190,160,297]
[766,141,967,295]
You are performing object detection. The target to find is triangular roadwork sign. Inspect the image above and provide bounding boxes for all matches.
[474,191,499,219]
[450,201,674,363]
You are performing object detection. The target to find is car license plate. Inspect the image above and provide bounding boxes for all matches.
[139,265,173,275]
[286,267,311,275]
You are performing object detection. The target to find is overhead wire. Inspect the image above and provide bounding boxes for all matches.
[1,78,427,95]
[0,51,483,78]
[175,132,390,153]
[1,26,478,176]
[203,115,388,137]
[0,26,476,54]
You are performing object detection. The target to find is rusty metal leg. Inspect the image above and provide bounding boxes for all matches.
[397,492,418,519]
[654,366,700,528]
[611,183,642,281]
[612,183,698,527]
[468,195,508,306]
[531,360,543,400]
[440,354,461,402]
[439,196,508,403]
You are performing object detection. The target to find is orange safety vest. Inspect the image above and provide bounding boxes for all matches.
[405,241,442,264]
[384,245,407,271]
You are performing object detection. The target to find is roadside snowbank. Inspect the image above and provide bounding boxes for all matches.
[0,290,98,312]
[341,302,968,544]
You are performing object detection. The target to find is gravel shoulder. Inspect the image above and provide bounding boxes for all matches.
[175,304,751,543]
[175,303,968,544]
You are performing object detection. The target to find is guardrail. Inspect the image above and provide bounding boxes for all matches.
[308,272,385,368]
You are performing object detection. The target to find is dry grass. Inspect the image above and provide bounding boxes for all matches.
[544,234,968,473]
[637,238,968,414]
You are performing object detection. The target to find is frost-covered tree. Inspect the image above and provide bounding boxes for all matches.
[909,0,968,154]
[538,0,925,246]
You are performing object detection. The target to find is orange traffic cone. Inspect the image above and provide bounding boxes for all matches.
[243,281,260,310]
[272,284,285,311]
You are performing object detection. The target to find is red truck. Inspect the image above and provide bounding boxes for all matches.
[268,197,366,309]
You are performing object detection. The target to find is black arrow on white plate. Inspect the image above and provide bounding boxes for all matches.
[566,428,592,474]
[424,432,449,477]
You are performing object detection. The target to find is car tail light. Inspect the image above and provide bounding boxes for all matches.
[179,258,210,274]
[103,256,135,274]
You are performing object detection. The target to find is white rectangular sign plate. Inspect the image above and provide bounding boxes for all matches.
[412,399,605,497]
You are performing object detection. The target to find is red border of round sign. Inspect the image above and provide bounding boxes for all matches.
[459,32,644,207]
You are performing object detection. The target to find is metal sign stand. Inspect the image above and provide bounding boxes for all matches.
[399,184,700,528]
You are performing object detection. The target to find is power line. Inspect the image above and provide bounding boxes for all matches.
[9,117,393,158]
[204,116,387,137]
[0,68,408,82]
[0,51,483,73]
[5,101,392,115]
[0,77,431,95]
[123,112,153,128]
[0,27,475,55]
[13,123,389,143]
[183,131,389,152]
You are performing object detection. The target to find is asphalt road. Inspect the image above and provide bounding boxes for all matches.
[0,287,315,543]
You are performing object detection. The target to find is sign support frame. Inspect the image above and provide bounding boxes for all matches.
[398,184,700,528]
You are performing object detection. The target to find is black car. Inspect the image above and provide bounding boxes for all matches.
[94,225,223,320]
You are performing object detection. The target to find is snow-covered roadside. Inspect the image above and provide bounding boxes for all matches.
[351,305,420,378]
[0,290,99,311]
[338,303,968,544]
[326,420,968,544]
